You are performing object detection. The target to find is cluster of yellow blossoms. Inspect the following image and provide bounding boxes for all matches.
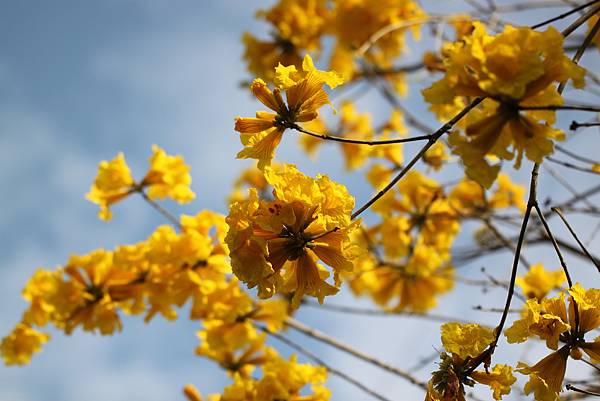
[506,284,600,401]
[226,164,359,308]
[426,322,515,401]
[423,23,586,187]
[86,145,195,219]
[346,171,526,312]
[235,54,343,169]
[2,152,331,400]
[243,0,424,89]
[4,1,600,401]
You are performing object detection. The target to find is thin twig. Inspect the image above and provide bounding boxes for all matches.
[351,98,484,219]
[534,204,579,332]
[292,123,432,146]
[556,145,600,165]
[285,318,427,389]
[138,191,182,229]
[547,157,600,175]
[300,300,474,325]
[566,383,600,397]
[571,121,600,130]
[531,0,600,29]
[519,105,600,112]
[552,207,600,272]
[259,326,395,401]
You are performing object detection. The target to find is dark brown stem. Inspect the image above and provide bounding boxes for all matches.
[351,98,484,220]
[300,300,475,325]
[259,326,395,401]
[519,105,600,112]
[552,207,600,272]
[547,157,600,175]
[566,383,600,397]
[292,124,432,146]
[531,0,600,30]
[138,191,182,229]
[534,204,579,333]
[285,318,427,389]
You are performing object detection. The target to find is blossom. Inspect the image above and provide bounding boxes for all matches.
[423,23,585,187]
[0,324,50,365]
[242,0,330,82]
[516,264,566,300]
[226,164,358,308]
[508,285,600,400]
[235,55,343,169]
[441,322,494,360]
[86,146,195,220]
[86,152,134,220]
[329,0,425,81]
[426,323,515,400]
[517,348,569,401]
[142,144,195,203]
[449,174,526,215]
[471,365,517,400]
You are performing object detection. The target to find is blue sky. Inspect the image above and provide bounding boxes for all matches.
[1,1,599,400]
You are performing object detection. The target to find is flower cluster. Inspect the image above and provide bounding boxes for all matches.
[506,284,600,401]
[226,164,358,308]
[87,145,195,220]
[423,23,586,187]
[243,0,424,91]
[426,323,515,401]
[235,55,343,169]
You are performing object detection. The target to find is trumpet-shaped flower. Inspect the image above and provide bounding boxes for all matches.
[226,164,358,308]
[235,55,343,169]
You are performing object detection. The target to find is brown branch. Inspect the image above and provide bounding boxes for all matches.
[259,326,395,401]
[351,98,484,219]
[571,121,600,130]
[534,204,580,332]
[292,123,432,146]
[566,384,600,397]
[519,105,600,112]
[547,157,600,175]
[300,300,475,325]
[285,318,427,389]
[552,207,600,272]
[138,191,182,230]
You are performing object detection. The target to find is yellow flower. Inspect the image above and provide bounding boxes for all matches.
[86,152,134,220]
[423,141,450,171]
[142,145,195,203]
[257,0,328,51]
[441,322,494,360]
[516,264,566,300]
[510,285,600,400]
[471,365,516,400]
[329,0,425,81]
[423,24,585,187]
[21,269,61,327]
[226,164,358,308]
[86,146,195,220]
[428,325,514,400]
[449,174,526,215]
[488,174,526,212]
[0,324,50,365]
[255,353,330,401]
[242,0,329,83]
[505,295,570,350]
[336,101,375,170]
[517,348,569,401]
[235,55,343,169]
[197,320,270,378]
